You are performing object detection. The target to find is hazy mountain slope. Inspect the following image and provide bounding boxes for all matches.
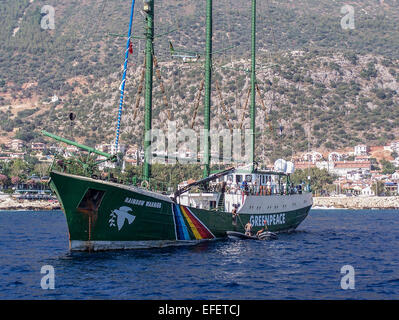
[1,0,399,162]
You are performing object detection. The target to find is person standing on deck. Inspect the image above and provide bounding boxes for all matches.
[232,206,238,226]
[241,180,248,194]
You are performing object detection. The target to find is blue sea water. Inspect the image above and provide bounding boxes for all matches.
[0,209,398,300]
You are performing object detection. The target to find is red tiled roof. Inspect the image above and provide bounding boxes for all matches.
[294,162,316,169]
[369,146,384,152]
[334,161,371,169]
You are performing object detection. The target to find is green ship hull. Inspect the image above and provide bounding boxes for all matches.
[50,171,312,251]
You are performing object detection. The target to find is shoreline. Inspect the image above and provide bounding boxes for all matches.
[0,194,61,211]
[1,194,399,211]
[313,196,399,210]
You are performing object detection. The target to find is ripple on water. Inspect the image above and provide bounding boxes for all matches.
[1,209,399,299]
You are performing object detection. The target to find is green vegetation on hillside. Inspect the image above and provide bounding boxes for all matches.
[1,0,399,164]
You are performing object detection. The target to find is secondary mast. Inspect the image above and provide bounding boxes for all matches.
[203,0,213,178]
[143,0,154,182]
[250,0,256,169]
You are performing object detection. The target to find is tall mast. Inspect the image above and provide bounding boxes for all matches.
[250,0,256,169]
[203,0,213,178]
[143,0,154,182]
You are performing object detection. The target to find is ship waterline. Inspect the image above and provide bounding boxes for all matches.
[50,171,312,251]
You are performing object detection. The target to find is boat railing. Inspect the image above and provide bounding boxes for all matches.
[133,176,176,194]
[50,157,177,194]
[211,184,311,196]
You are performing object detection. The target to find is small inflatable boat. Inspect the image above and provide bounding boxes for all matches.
[257,231,278,240]
[226,231,278,241]
[226,231,258,240]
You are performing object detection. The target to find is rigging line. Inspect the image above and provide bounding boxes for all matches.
[307,103,311,182]
[225,0,239,126]
[215,78,233,134]
[227,0,240,122]
[55,0,110,143]
[153,55,171,121]
[266,0,278,50]
[114,0,136,154]
[59,0,109,96]
[266,0,278,118]
[133,55,146,121]
[44,0,108,75]
[255,83,273,131]
[190,79,205,129]
[80,3,109,75]
[222,0,230,62]
[54,0,110,141]
[239,87,251,130]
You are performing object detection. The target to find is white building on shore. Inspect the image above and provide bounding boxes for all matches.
[361,185,375,196]
[354,144,369,156]
[330,161,371,177]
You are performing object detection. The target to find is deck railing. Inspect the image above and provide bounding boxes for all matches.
[50,157,177,194]
[209,183,312,196]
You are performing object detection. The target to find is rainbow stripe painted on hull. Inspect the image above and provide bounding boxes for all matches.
[172,204,215,240]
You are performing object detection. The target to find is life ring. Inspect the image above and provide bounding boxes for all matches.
[141,180,150,189]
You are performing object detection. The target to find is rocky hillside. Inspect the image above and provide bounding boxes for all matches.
[1,0,399,163]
